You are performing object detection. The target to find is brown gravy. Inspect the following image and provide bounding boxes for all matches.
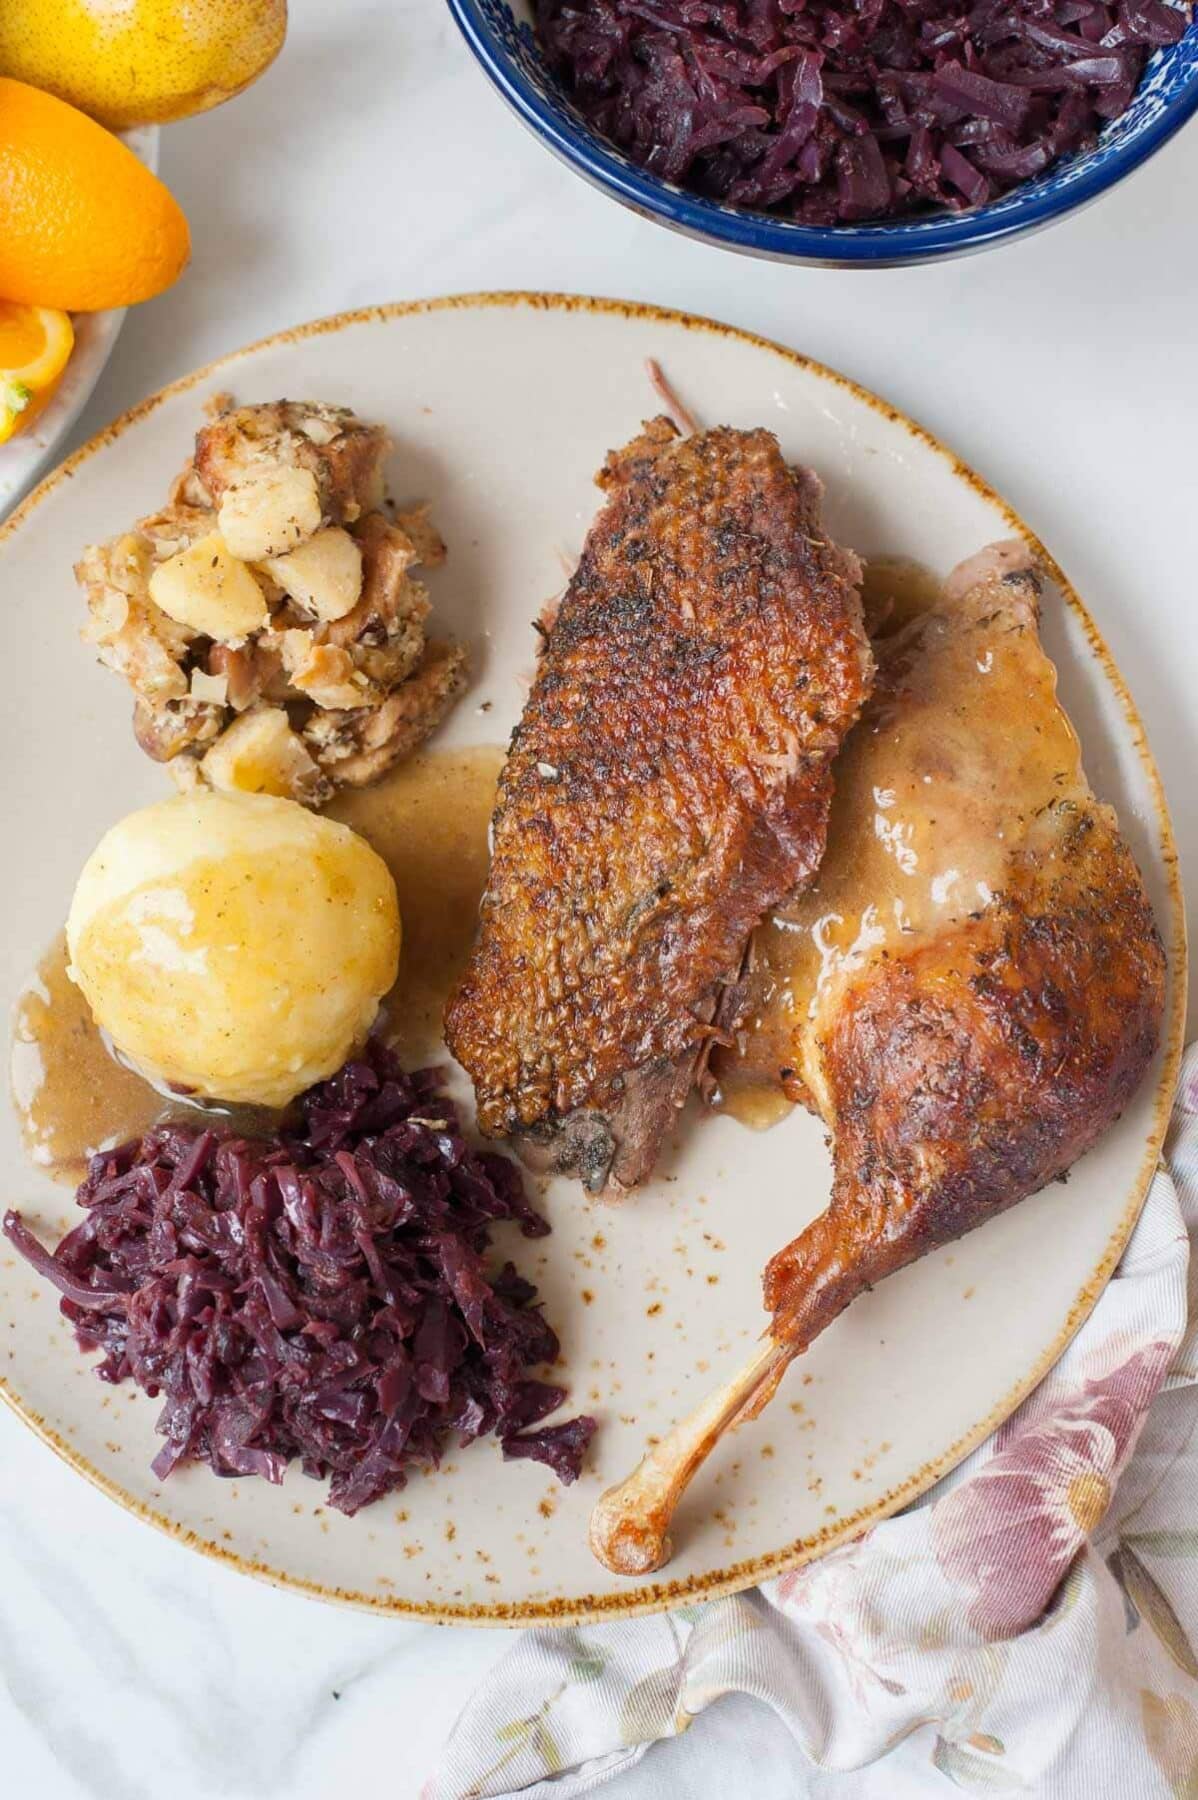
[11,745,506,1186]
[860,555,943,636]
[12,933,171,1185]
[716,548,1086,1132]
[330,744,504,1066]
[716,556,942,1133]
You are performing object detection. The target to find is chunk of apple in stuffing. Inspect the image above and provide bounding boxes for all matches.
[216,464,322,561]
[261,526,363,622]
[201,705,327,803]
[148,532,269,640]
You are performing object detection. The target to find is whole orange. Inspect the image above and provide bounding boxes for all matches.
[0,78,191,311]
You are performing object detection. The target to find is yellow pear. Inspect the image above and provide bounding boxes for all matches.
[0,0,287,130]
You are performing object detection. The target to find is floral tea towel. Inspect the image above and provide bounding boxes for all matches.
[432,1044,1198,1798]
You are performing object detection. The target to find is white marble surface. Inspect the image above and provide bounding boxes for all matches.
[2,2,1195,1795]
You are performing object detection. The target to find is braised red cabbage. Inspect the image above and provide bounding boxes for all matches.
[536,0,1192,222]
[4,1043,595,1513]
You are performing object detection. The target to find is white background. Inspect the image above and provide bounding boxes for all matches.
[3,1,1195,1794]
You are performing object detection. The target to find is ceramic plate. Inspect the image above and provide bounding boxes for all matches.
[0,295,1184,1624]
[0,128,158,521]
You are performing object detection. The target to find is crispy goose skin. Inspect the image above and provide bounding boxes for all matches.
[763,797,1165,1355]
[590,542,1166,1573]
[444,419,872,1191]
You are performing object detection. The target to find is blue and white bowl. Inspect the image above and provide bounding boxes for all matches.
[446,0,1198,266]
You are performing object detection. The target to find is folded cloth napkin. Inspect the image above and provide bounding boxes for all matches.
[431,1046,1198,1800]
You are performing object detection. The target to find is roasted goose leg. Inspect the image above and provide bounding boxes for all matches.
[445,419,872,1192]
[591,542,1166,1574]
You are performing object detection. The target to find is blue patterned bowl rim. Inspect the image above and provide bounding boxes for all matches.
[446,0,1198,263]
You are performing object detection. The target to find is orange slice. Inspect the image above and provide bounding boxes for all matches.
[0,300,74,443]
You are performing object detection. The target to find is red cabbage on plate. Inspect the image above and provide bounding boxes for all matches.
[4,1043,596,1515]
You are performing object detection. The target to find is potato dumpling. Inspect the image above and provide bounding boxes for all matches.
[67,791,400,1109]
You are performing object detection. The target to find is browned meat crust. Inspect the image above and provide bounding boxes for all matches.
[444,419,873,1191]
[763,805,1165,1345]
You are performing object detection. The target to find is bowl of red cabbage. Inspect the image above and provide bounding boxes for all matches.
[446,0,1197,263]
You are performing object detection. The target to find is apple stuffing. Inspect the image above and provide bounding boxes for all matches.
[76,398,466,805]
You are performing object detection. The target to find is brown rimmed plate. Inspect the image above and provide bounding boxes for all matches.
[0,294,1184,1624]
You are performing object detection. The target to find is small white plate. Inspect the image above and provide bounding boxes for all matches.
[0,295,1185,1624]
[0,127,158,520]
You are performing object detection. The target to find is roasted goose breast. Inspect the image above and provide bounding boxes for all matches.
[444,418,873,1192]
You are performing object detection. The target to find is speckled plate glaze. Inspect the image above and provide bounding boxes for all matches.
[0,295,1185,1624]
[0,129,159,520]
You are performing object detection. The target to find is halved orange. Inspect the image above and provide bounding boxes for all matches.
[0,300,74,443]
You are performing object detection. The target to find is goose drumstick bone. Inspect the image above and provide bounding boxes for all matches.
[591,1235,854,1575]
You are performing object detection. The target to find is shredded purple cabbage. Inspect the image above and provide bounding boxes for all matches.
[4,1043,596,1513]
[536,0,1192,222]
